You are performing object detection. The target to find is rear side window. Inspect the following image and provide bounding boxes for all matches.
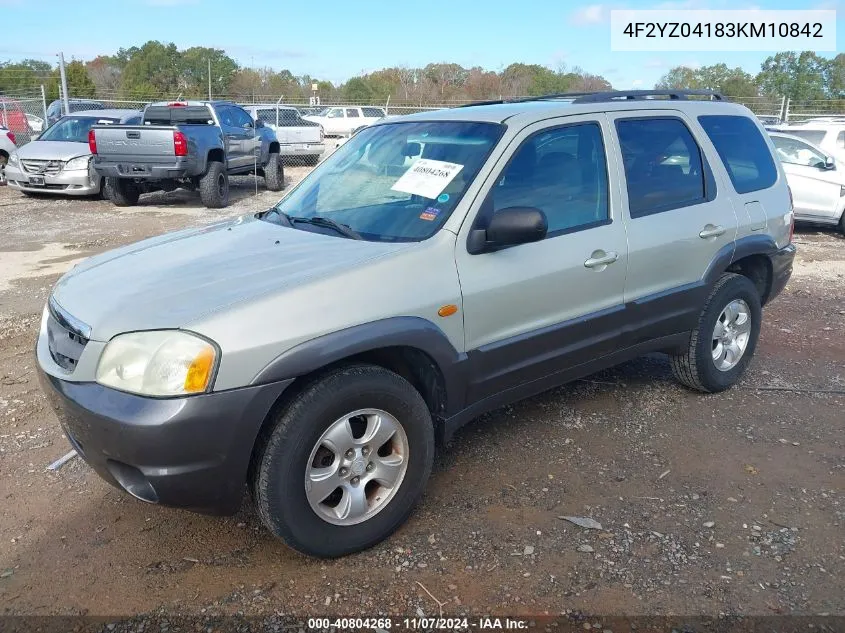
[362,107,384,117]
[698,115,778,194]
[616,117,706,217]
[785,129,825,146]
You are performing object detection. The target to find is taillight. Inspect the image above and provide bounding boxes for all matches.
[787,185,795,243]
[173,131,187,156]
[88,129,97,154]
[6,131,15,145]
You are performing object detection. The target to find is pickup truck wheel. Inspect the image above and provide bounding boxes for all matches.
[199,161,229,208]
[670,273,761,393]
[104,178,140,207]
[251,365,434,557]
[264,152,284,191]
[839,211,845,236]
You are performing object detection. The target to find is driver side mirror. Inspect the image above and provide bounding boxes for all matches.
[467,206,548,254]
[823,156,835,170]
[254,119,264,129]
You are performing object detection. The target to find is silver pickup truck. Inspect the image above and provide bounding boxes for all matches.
[91,101,284,208]
[242,104,325,165]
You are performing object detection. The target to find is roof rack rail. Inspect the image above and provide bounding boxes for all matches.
[572,89,725,103]
[456,90,725,108]
[456,92,599,108]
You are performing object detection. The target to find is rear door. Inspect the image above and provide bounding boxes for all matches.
[455,115,628,402]
[229,105,260,168]
[772,135,842,222]
[216,105,248,169]
[606,111,738,343]
[344,108,362,134]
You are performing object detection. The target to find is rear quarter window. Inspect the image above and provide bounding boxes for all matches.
[698,115,777,194]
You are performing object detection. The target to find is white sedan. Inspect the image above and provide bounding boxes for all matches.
[770,131,845,235]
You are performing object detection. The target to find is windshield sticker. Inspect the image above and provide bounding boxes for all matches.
[419,207,442,221]
[391,159,464,199]
[437,193,450,203]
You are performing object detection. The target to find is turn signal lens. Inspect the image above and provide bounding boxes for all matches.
[437,304,459,317]
[184,346,216,393]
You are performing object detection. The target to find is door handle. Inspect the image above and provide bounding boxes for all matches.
[584,251,619,269]
[699,224,726,239]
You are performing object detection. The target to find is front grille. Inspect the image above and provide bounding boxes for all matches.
[46,298,90,372]
[22,159,64,175]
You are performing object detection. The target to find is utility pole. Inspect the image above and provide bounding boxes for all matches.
[208,58,212,101]
[57,52,70,115]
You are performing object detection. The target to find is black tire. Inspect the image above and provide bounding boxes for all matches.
[251,365,434,557]
[839,211,845,237]
[104,178,140,206]
[199,161,229,208]
[264,152,284,191]
[670,273,762,393]
[0,152,8,185]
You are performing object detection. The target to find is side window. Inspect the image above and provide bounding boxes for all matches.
[217,106,234,127]
[772,136,828,168]
[327,108,343,118]
[256,109,275,124]
[838,131,845,149]
[698,115,778,194]
[617,117,706,217]
[362,107,384,118]
[491,122,609,236]
[230,107,253,128]
[280,109,300,126]
[346,108,360,118]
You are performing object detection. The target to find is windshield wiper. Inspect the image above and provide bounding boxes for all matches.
[289,215,362,240]
[260,207,294,227]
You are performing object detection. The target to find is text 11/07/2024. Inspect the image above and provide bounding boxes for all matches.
[305,617,529,630]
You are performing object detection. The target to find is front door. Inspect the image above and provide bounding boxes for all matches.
[455,115,629,403]
[217,105,248,170]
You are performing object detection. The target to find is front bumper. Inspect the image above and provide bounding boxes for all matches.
[38,368,293,515]
[766,243,796,305]
[6,164,101,196]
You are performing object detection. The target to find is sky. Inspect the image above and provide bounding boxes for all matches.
[1,0,842,89]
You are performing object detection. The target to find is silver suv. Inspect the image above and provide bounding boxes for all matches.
[37,91,795,557]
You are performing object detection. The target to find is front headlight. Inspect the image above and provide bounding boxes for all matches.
[96,331,218,397]
[9,151,19,166]
[64,156,90,171]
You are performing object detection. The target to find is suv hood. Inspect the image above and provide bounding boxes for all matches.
[17,140,90,161]
[52,215,411,341]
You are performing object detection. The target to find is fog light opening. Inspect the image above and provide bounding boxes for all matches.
[106,460,159,504]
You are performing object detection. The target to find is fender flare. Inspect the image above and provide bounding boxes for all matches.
[250,316,469,415]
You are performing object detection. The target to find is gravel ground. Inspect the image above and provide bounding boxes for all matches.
[0,177,843,624]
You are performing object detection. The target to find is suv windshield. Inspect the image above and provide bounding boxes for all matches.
[39,116,120,143]
[265,120,504,242]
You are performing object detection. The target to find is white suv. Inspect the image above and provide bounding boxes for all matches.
[304,106,386,136]
[774,121,845,164]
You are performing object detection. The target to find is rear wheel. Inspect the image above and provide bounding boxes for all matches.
[670,273,761,392]
[251,365,434,557]
[264,152,284,191]
[839,211,845,237]
[104,178,140,206]
[0,152,7,185]
[199,161,229,208]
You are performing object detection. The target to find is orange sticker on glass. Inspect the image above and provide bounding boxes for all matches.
[419,207,441,221]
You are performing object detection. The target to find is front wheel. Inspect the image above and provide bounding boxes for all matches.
[251,365,434,557]
[199,161,229,208]
[670,273,762,392]
[264,152,284,191]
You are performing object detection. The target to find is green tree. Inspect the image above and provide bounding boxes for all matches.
[0,59,53,94]
[47,60,97,101]
[343,77,373,101]
[656,63,756,97]
[180,46,237,98]
[119,41,182,98]
[825,53,844,98]
[756,51,827,101]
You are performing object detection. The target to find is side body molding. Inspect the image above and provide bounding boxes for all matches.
[250,317,469,414]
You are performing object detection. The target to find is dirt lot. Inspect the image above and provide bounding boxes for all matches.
[0,177,843,623]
